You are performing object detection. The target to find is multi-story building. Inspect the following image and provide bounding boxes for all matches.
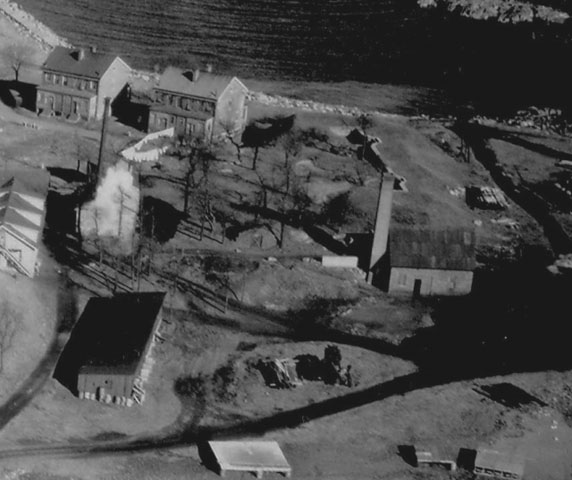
[147,66,248,140]
[36,46,131,121]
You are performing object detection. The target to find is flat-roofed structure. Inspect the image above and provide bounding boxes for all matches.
[209,440,292,478]
[55,292,166,407]
[474,449,525,479]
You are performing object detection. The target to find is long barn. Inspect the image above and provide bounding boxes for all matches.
[55,292,166,407]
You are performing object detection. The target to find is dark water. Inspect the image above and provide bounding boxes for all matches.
[15,0,572,112]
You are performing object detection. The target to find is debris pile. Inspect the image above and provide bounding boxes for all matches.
[505,107,570,134]
[466,186,509,210]
[256,345,354,389]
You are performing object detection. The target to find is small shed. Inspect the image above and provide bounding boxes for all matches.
[209,440,292,478]
[388,227,477,296]
[474,449,525,479]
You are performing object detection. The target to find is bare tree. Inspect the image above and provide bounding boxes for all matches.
[1,42,34,82]
[0,302,19,373]
[219,118,243,165]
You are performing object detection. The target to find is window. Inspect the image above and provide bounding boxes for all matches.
[62,76,69,86]
[53,74,60,84]
[89,80,97,90]
[38,92,44,102]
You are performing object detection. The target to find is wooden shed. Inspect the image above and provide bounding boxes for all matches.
[55,292,166,406]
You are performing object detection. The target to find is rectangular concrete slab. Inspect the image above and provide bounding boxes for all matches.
[209,440,291,477]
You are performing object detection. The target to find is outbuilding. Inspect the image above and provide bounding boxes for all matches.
[387,227,476,297]
[55,292,166,406]
[474,449,525,479]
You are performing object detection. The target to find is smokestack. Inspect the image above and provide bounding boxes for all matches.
[94,97,111,187]
[367,172,394,283]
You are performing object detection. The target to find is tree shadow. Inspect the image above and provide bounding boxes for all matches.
[142,196,183,243]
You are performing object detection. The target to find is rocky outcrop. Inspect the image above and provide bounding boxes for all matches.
[0,0,71,50]
[418,0,569,24]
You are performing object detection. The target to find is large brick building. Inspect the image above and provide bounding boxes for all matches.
[36,46,131,121]
[147,66,248,140]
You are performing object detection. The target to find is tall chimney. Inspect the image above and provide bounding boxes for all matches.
[193,68,200,81]
[78,48,85,61]
[367,172,394,283]
[94,97,111,187]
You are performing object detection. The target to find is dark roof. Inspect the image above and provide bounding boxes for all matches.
[60,292,166,376]
[42,46,120,79]
[390,228,477,271]
[156,67,236,100]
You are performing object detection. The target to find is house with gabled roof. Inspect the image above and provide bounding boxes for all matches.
[388,227,477,296]
[147,66,248,140]
[36,46,131,121]
[0,170,50,277]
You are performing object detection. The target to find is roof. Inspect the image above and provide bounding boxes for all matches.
[42,46,119,79]
[59,292,166,376]
[209,441,291,471]
[0,170,51,199]
[0,171,50,247]
[475,449,525,476]
[156,67,236,100]
[389,227,477,271]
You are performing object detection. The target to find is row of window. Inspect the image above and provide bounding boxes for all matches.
[43,72,97,91]
[155,92,214,113]
[37,92,88,115]
[150,113,200,134]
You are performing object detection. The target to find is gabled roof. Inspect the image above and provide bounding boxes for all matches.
[42,46,119,79]
[0,171,49,247]
[59,292,166,376]
[0,190,43,215]
[390,227,477,271]
[155,66,238,100]
[0,170,50,199]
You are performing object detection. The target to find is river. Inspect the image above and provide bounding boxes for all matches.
[13,0,572,112]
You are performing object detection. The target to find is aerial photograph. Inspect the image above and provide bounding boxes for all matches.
[0,0,571,479]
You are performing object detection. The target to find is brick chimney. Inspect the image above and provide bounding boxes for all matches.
[367,172,394,283]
